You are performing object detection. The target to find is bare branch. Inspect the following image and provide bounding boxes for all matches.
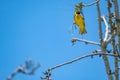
[96,1,113,80]
[101,43,114,80]
[96,0,103,45]
[71,38,100,46]
[48,52,120,71]
[113,0,119,19]
[111,39,119,80]
[7,62,40,80]
[7,66,25,80]
[114,57,119,80]
[113,0,120,53]
[107,0,114,31]
[82,0,100,7]
[116,43,120,53]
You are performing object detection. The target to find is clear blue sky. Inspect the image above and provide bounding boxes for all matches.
[0,0,119,80]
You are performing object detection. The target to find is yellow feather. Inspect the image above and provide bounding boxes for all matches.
[74,12,87,34]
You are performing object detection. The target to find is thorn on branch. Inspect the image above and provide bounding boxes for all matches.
[71,38,76,45]
[91,55,94,58]
[85,42,88,44]
[110,13,115,18]
[17,66,24,72]
[108,1,112,8]
[93,50,98,53]
[72,38,100,45]
[93,50,102,53]
[107,49,112,53]
[97,17,103,21]
[118,54,120,58]
[41,69,52,80]
[116,18,120,23]
[108,70,112,75]
[117,67,120,70]
[108,70,115,75]
[99,54,102,57]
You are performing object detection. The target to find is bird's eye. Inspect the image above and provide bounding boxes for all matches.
[76,11,80,14]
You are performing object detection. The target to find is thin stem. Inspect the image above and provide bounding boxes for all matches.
[113,0,120,54]
[112,39,119,80]
[48,53,120,70]
[106,3,119,79]
[82,0,100,7]
[96,0,103,46]
[113,0,119,18]
[7,64,40,80]
[107,0,113,31]
[72,38,100,45]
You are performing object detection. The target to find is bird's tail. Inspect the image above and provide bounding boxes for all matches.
[79,26,87,34]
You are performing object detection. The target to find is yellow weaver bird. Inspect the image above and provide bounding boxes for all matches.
[74,11,87,34]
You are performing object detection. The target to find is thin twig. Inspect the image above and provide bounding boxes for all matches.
[112,39,119,80]
[7,63,40,80]
[72,38,100,45]
[82,0,100,7]
[116,43,120,53]
[107,0,114,32]
[113,0,120,54]
[96,0,103,45]
[113,0,119,19]
[101,42,114,80]
[112,1,119,79]
[107,1,117,67]
[48,53,120,71]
